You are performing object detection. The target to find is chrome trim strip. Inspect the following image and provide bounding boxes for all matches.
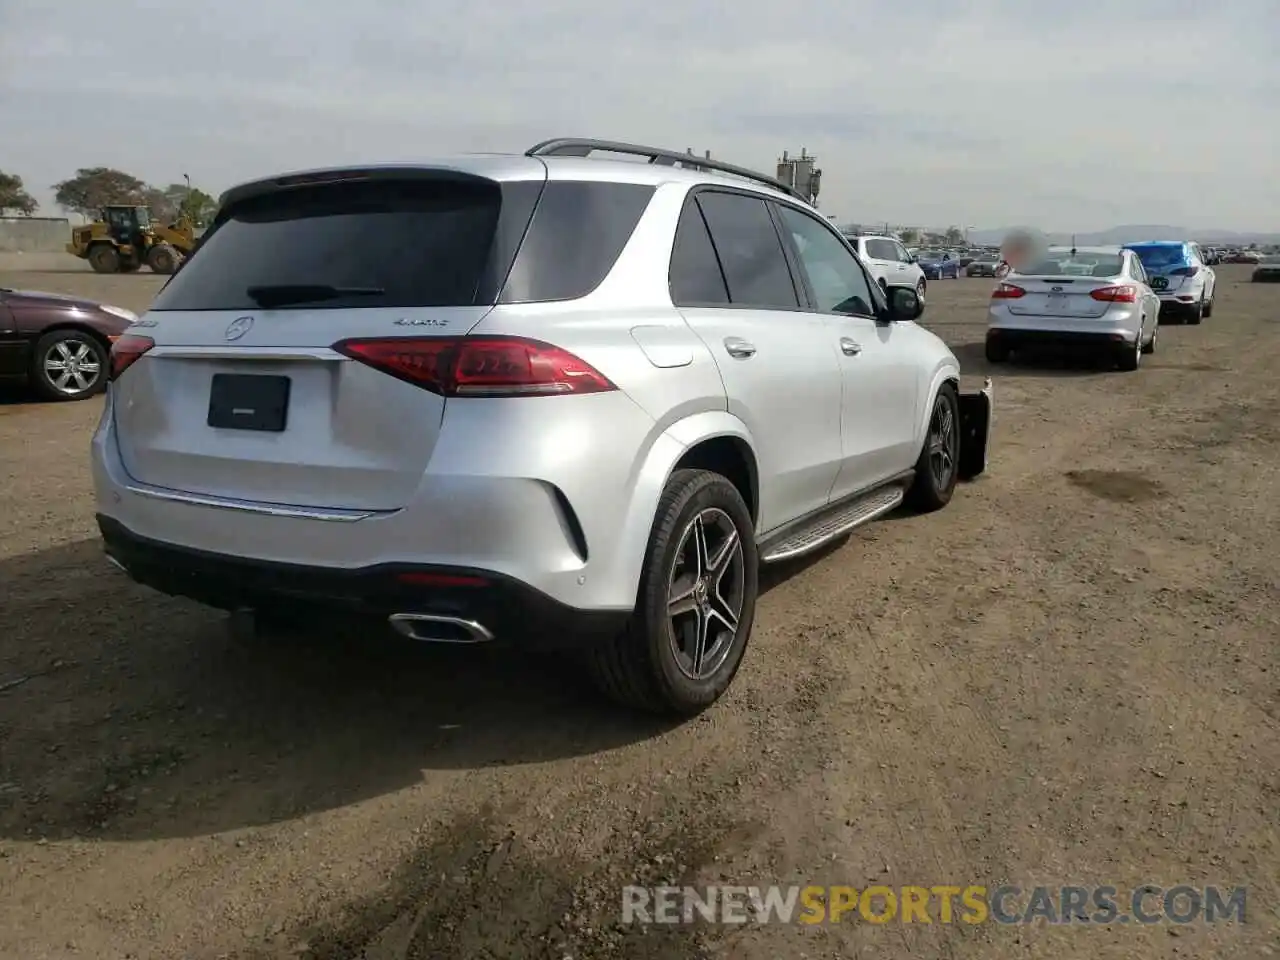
[145,346,348,361]
[122,483,380,522]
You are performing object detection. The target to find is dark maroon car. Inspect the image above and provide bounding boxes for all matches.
[0,288,137,401]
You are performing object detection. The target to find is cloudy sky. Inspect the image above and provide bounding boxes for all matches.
[2,0,1275,231]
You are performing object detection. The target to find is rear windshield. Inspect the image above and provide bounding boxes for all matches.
[1018,252,1124,277]
[1128,245,1189,269]
[151,177,539,311]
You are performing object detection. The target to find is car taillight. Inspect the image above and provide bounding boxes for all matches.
[1090,285,1138,303]
[991,283,1025,299]
[1169,266,1199,277]
[333,336,617,398]
[109,334,154,381]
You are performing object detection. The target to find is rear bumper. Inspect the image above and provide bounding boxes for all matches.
[98,515,628,648]
[986,328,1136,351]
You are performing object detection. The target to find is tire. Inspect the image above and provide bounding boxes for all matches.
[985,339,1009,363]
[1116,331,1142,371]
[906,383,960,512]
[87,244,120,274]
[1141,320,1157,355]
[586,468,758,716]
[147,243,180,275]
[916,278,927,302]
[1185,298,1203,325]
[29,329,109,401]
[1202,292,1214,318]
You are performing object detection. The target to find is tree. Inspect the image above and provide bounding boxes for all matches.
[899,227,920,245]
[141,182,217,226]
[52,167,148,219]
[0,170,38,216]
[943,225,965,245]
[178,187,217,227]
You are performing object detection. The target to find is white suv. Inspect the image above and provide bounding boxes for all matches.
[844,234,929,303]
[94,138,992,716]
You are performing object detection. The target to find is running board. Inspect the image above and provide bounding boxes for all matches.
[759,481,909,564]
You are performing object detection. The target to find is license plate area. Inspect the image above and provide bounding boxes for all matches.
[1046,293,1070,310]
[1150,277,1168,290]
[207,374,291,432]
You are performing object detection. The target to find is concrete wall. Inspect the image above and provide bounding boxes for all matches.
[0,217,71,254]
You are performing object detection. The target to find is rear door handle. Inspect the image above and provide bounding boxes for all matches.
[840,338,862,356]
[723,337,756,359]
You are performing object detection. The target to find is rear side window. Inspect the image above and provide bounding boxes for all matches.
[669,198,729,305]
[694,192,798,310]
[151,177,542,311]
[500,181,655,303]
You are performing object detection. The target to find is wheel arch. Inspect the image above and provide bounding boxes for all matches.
[604,411,760,609]
[36,321,114,355]
[916,360,961,445]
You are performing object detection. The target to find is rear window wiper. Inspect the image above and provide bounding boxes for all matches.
[245,284,386,307]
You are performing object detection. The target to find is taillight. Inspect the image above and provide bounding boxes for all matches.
[1090,285,1139,303]
[1169,266,1199,277]
[991,283,1025,299]
[333,336,617,398]
[108,334,154,381]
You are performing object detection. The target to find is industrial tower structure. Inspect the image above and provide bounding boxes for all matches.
[776,149,822,207]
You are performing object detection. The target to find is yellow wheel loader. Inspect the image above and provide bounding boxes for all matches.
[66,205,196,275]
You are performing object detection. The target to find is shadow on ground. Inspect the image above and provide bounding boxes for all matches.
[949,340,1133,379]
[0,537,831,843]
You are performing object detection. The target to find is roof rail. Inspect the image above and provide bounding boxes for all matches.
[525,138,808,202]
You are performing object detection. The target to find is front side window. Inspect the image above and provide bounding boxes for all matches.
[775,204,876,317]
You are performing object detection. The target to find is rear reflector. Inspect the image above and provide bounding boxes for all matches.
[1090,285,1139,303]
[396,572,489,588]
[333,336,617,397]
[108,334,154,381]
[991,283,1025,299]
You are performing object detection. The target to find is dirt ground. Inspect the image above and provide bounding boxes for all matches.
[1,256,1276,960]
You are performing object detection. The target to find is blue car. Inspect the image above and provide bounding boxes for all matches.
[915,249,961,279]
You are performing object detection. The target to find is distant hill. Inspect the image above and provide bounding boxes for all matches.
[966,225,1280,246]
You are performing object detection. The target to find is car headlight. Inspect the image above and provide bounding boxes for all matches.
[99,304,138,323]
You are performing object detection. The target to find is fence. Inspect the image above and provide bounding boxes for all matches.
[0,217,71,254]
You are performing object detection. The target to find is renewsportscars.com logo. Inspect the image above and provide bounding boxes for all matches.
[622,884,1247,926]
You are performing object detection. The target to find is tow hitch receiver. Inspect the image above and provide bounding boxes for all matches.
[957,377,993,481]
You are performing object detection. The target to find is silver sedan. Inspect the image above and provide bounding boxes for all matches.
[984,246,1161,371]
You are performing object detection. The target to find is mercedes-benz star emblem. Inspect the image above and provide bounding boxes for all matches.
[224,316,254,341]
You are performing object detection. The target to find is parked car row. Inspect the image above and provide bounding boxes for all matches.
[985,239,1218,372]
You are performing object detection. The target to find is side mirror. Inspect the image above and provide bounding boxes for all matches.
[907,254,917,263]
[887,287,923,322]
[994,262,1011,278]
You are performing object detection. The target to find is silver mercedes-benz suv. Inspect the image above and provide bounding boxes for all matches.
[94,138,992,715]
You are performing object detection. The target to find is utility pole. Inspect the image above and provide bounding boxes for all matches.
[776,148,822,207]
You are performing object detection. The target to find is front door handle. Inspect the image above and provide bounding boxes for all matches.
[840,338,862,356]
[723,337,756,359]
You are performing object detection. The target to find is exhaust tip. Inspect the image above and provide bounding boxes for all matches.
[388,613,494,644]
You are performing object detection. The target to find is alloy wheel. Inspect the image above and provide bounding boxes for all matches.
[43,338,102,396]
[927,396,958,490]
[666,507,746,681]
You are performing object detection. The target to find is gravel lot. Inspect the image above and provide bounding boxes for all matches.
[1,256,1276,959]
